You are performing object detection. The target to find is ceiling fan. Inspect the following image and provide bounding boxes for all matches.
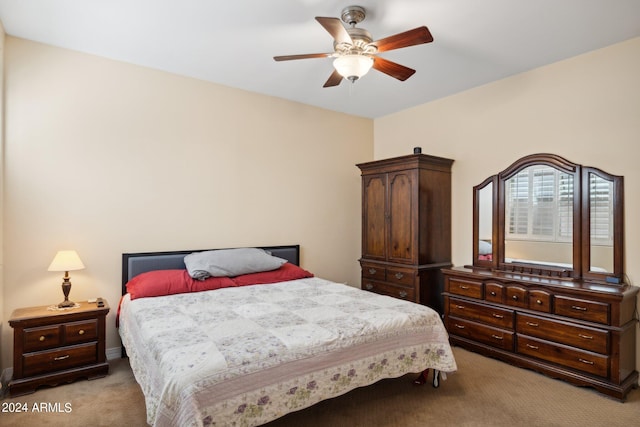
[274,5,433,87]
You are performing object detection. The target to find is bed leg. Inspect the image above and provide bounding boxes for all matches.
[412,369,441,387]
[413,369,430,386]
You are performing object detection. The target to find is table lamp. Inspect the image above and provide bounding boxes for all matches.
[48,250,85,308]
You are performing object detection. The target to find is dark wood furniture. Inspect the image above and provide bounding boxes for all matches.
[443,153,638,400]
[357,153,454,312]
[8,300,110,396]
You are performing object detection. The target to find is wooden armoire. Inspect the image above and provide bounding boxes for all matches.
[357,153,454,313]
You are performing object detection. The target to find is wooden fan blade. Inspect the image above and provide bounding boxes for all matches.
[323,69,343,88]
[274,53,332,61]
[372,57,416,81]
[371,26,433,53]
[315,17,353,45]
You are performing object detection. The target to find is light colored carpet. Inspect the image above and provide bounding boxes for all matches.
[1,347,638,426]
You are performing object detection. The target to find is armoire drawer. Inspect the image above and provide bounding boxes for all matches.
[361,263,386,281]
[448,298,514,329]
[517,335,608,378]
[447,316,514,351]
[517,314,608,354]
[362,279,415,301]
[386,267,416,286]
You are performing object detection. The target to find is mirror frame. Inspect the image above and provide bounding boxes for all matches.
[472,175,498,270]
[582,166,624,283]
[472,153,624,284]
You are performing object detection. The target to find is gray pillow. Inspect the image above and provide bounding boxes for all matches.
[184,248,287,280]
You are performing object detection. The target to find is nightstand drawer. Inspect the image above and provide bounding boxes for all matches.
[24,325,62,352]
[64,319,98,345]
[23,343,98,377]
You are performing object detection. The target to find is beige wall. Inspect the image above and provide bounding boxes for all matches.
[1,37,372,370]
[374,37,640,371]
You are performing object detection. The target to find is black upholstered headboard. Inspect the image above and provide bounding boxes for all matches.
[121,245,300,295]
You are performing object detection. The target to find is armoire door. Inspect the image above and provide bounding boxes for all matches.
[387,169,417,264]
[362,173,387,261]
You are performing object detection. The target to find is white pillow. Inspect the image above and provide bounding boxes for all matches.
[478,240,492,255]
[184,248,287,280]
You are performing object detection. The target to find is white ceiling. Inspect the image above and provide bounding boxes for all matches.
[1,0,639,118]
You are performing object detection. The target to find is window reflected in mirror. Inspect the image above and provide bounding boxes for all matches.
[504,165,573,268]
[589,172,614,273]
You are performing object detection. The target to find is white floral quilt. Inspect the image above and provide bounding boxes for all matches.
[118,277,457,427]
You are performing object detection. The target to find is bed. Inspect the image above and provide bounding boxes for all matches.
[118,245,457,427]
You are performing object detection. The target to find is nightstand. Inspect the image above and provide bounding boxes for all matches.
[8,300,110,396]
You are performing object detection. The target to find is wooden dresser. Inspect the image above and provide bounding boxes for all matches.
[8,300,110,396]
[357,153,454,312]
[443,267,638,400]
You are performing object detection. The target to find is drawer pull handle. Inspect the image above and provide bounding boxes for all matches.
[365,283,373,290]
[368,268,377,275]
[571,305,587,311]
[492,313,504,319]
[579,358,595,365]
[454,324,465,329]
[39,335,46,342]
[490,291,497,296]
[526,321,539,327]
[456,305,465,310]
[78,330,85,335]
[512,295,518,301]
[399,291,408,298]
[459,285,469,290]
[536,299,543,305]
[54,355,70,361]
[395,272,404,280]
[491,334,503,340]
[526,344,539,350]
[578,334,594,340]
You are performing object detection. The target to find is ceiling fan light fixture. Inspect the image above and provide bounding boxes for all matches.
[333,54,373,82]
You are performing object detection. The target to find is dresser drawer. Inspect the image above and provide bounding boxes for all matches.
[386,267,415,286]
[362,279,415,301]
[506,286,528,309]
[24,325,61,352]
[485,281,504,303]
[554,296,609,325]
[22,342,98,377]
[361,263,385,281]
[448,298,514,329]
[447,277,483,299]
[528,290,552,313]
[517,314,608,354]
[517,335,608,377]
[447,316,514,351]
[64,319,98,345]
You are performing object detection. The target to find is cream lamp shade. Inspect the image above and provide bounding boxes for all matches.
[48,250,85,308]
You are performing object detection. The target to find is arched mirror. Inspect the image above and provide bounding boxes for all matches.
[472,153,624,284]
